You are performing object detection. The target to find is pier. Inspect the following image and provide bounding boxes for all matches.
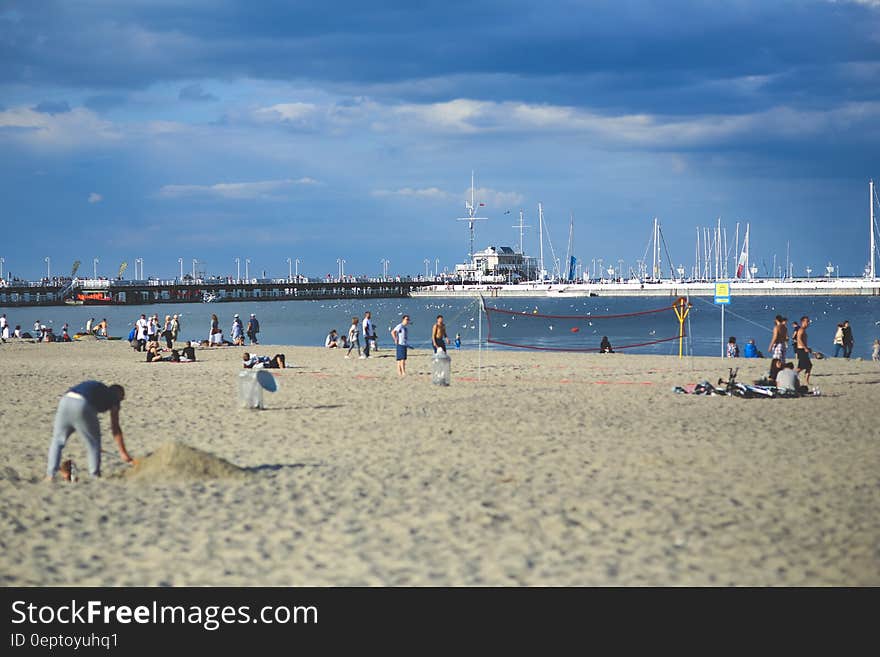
[0,277,436,307]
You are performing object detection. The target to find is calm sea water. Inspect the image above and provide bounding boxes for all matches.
[2,296,878,358]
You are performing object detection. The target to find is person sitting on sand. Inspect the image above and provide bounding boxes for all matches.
[600,336,614,353]
[145,343,165,363]
[242,352,286,369]
[774,362,801,393]
[180,341,196,362]
[325,329,339,348]
[46,381,134,481]
[726,336,739,358]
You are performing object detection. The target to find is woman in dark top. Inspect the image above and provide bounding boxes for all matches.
[600,336,614,353]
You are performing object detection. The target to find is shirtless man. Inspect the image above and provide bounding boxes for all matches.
[795,315,813,386]
[768,314,788,362]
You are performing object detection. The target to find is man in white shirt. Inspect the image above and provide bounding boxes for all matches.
[391,315,410,378]
[135,314,149,351]
[362,311,373,358]
[0,313,8,342]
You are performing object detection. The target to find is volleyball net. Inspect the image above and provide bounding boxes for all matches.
[483,299,688,353]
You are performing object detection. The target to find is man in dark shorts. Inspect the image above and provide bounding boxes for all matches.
[795,315,813,386]
[391,315,411,378]
[46,381,134,481]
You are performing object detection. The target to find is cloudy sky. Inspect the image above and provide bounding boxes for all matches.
[2,0,879,280]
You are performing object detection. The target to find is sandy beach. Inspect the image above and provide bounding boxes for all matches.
[0,338,877,586]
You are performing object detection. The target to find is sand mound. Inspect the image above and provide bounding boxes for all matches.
[121,442,246,482]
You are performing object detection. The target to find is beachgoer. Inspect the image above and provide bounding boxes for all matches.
[872,339,880,362]
[768,315,788,362]
[209,313,222,347]
[135,314,148,351]
[181,341,197,362]
[600,336,614,353]
[246,314,260,345]
[795,315,813,386]
[98,319,108,337]
[454,333,461,349]
[768,358,784,384]
[0,313,9,342]
[242,352,285,369]
[33,320,42,341]
[46,381,134,480]
[743,339,758,358]
[346,317,362,359]
[726,336,739,358]
[171,315,180,342]
[14,325,22,339]
[147,315,159,344]
[62,323,70,342]
[842,320,854,359]
[432,315,448,353]
[325,329,339,348]
[161,315,173,348]
[145,343,165,363]
[790,320,800,353]
[391,315,410,377]
[230,314,243,346]
[85,317,94,334]
[362,311,373,358]
[775,362,799,392]
[833,323,845,357]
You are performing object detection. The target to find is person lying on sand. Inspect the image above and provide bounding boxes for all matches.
[242,352,286,369]
[46,381,134,481]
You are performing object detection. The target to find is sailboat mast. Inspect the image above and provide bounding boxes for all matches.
[871,179,876,279]
[565,212,574,281]
[538,203,544,282]
[694,227,700,280]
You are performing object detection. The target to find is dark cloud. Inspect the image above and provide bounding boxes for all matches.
[32,100,70,114]
[0,1,877,116]
[179,82,217,102]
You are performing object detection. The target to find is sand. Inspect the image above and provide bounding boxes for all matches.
[0,338,878,586]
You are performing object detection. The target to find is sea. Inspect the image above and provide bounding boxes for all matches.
[2,296,878,359]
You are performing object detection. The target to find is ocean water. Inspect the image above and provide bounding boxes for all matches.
[2,295,878,359]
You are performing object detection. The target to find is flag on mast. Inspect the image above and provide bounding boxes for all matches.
[735,224,750,279]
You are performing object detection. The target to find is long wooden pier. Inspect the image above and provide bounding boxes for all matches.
[0,278,436,307]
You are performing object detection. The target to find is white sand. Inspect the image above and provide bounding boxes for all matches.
[0,338,878,585]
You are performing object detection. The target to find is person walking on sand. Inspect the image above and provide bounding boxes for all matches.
[162,315,173,348]
[246,314,260,345]
[768,315,788,362]
[842,320,854,359]
[346,316,362,359]
[209,313,222,346]
[46,381,134,481]
[391,315,410,377]
[231,313,244,346]
[432,314,448,353]
[795,315,813,386]
[362,311,373,358]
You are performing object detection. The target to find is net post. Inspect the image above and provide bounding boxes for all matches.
[673,297,691,359]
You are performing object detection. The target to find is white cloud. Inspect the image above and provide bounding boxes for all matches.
[253,102,319,124]
[88,192,103,203]
[371,187,454,201]
[371,185,524,208]
[0,106,122,149]
[157,178,318,200]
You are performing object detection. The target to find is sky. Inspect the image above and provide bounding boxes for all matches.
[2,0,879,281]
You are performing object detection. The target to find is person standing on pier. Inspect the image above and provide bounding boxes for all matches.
[247,314,260,345]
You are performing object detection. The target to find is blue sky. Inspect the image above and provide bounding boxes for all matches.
[2,0,879,280]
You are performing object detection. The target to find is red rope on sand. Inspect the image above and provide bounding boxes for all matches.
[486,334,684,352]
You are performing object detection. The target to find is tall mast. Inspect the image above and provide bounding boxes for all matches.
[695,227,700,280]
[565,212,574,281]
[456,170,488,264]
[538,203,545,281]
[512,209,531,255]
[871,179,876,279]
[651,217,658,280]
